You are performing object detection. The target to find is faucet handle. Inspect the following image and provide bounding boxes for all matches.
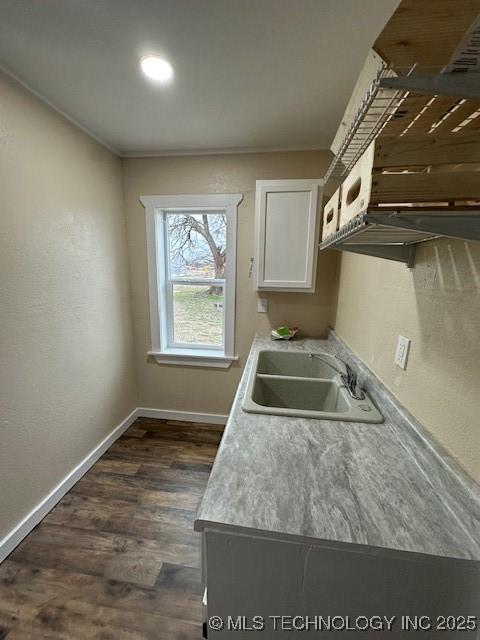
[340,362,365,401]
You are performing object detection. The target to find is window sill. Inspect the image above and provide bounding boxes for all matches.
[148,350,238,369]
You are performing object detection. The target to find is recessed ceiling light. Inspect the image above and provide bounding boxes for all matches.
[140,56,174,83]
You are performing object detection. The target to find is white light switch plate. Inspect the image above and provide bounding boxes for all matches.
[395,335,411,370]
[257,297,268,313]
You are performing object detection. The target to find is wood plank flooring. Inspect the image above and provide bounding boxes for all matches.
[0,418,223,640]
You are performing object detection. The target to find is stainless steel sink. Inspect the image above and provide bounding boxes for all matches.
[242,350,383,423]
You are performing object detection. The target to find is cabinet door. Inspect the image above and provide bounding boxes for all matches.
[255,179,322,292]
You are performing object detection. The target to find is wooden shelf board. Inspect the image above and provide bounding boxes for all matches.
[374,0,480,68]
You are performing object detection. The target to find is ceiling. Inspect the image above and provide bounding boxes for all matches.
[0,0,399,156]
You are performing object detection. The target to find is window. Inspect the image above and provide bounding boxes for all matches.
[140,194,242,367]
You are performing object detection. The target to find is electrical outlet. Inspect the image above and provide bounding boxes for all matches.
[257,297,268,313]
[395,335,411,370]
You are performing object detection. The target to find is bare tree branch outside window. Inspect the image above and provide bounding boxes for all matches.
[167,212,226,294]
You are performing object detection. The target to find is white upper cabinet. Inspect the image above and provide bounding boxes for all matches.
[254,179,323,292]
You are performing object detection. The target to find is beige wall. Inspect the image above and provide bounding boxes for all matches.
[0,72,137,540]
[334,239,480,483]
[123,151,338,415]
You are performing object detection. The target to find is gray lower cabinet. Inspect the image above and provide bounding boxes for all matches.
[202,528,480,639]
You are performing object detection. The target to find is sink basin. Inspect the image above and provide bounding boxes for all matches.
[256,350,338,379]
[242,349,384,423]
[252,377,350,413]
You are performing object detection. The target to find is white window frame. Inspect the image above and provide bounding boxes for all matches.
[140,194,242,368]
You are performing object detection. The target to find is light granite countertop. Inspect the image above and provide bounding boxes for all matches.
[195,335,480,563]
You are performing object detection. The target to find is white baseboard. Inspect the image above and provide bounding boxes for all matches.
[137,407,228,425]
[0,408,139,563]
[0,406,228,563]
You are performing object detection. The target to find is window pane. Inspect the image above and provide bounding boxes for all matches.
[173,284,223,346]
[167,212,226,279]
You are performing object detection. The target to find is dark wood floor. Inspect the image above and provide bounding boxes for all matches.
[0,418,223,640]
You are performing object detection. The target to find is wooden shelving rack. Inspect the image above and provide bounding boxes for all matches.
[320,1,480,267]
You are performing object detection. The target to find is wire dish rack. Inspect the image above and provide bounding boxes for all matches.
[324,64,480,183]
[324,64,403,182]
[321,64,480,266]
[320,208,480,266]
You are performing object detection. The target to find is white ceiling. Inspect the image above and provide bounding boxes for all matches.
[0,0,399,156]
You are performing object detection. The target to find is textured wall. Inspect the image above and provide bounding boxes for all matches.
[0,72,137,540]
[122,151,339,415]
[334,239,480,483]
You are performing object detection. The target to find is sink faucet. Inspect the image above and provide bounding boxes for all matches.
[339,361,365,401]
[307,353,365,401]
